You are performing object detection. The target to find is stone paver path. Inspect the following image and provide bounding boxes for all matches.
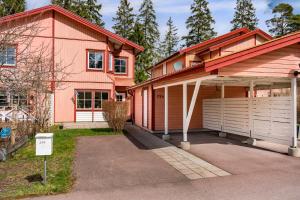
[125,125,231,180]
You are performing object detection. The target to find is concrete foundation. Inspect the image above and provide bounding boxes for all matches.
[219,132,227,138]
[162,134,171,141]
[181,141,190,150]
[288,147,300,157]
[247,138,257,146]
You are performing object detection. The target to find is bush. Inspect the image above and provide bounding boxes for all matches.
[102,100,128,133]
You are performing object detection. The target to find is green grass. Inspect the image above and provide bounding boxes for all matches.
[0,128,117,199]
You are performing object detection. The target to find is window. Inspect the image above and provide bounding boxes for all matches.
[0,46,16,66]
[163,63,167,75]
[0,91,8,107]
[114,57,127,74]
[116,93,126,102]
[87,50,103,70]
[76,91,92,109]
[76,90,109,110]
[173,61,183,71]
[108,53,113,71]
[94,91,109,109]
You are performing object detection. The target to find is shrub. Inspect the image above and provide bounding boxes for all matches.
[102,100,128,133]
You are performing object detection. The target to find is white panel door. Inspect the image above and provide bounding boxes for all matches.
[143,89,148,127]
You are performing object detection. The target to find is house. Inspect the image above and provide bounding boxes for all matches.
[128,27,300,156]
[0,5,143,126]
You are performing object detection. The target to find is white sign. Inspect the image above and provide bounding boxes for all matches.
[35,133,53,156]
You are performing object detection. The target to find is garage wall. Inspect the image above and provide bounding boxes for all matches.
[153,85,246,131]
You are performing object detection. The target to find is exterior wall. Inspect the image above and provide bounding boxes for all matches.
[153,85,246,131]
[152,65,163,78]
[221,36,256,56]
[55,82,113,122]
[166,55,186,74]
[0,10,137,123]
[134,87,143,127]
[219,44,300,77]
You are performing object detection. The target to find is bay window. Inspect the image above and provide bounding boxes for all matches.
[0,46,16,66]
[87,50,103,70]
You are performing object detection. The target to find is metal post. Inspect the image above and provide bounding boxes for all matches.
[44,156,47,185]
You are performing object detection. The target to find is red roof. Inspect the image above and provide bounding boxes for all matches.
[149,27,250,70]
[204,31,300,72]
[209,29,272,51]
[179,27,250,54]
[0,5,144,52]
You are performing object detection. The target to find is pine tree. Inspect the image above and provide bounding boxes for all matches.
[160,17,179,58]
[0,0,25,17]
[138,0,160,66]
[290,14,300,32]
[183,0,216,47]
[129,22,149,83]
[266,3,294,37]
[52,0,104,27]
[132,0,159,83]
[231,0,258,31]
[112,0,135,39]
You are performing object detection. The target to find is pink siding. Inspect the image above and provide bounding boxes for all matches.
[219,44,300,77]
[221,36,256,56]
[1,10,137,123]
[152,86,246,131]
[134,87,143,127]
[55,82,113,122]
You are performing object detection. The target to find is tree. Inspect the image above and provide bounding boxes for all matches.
[266,3,294,37]
[290,14,300,32]
[52,0,104,26]
[129,21,149,83]
[231,0,258,30]
[138,0,160,67]
[183,0,216,47]
[0,14,72,131]
[160,17,179,58]
[112,0,135,39]
[0,0,25,17]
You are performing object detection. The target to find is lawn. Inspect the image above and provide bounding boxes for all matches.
[0,128,116,199]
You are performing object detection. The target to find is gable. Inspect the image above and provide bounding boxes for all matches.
[218,44,300,77]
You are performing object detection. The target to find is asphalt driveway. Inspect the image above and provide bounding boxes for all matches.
[30,131,300,200]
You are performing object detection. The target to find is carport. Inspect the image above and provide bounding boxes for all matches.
[155,75,298,153]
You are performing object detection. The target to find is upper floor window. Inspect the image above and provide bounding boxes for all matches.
[114,57,127,74]
[0,46,16,66]
[87,50,103,70]
[173,61,183,71]
[163,63,167,75]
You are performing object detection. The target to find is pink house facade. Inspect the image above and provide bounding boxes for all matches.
[129,28,300,156]
[0,5,143,125]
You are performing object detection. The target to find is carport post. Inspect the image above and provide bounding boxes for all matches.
[183,82,188,142]
[162,86,170,140]
[288,77,300,157]
[291,77,297,148]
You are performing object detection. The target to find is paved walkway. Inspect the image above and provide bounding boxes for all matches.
[125,125,230,179]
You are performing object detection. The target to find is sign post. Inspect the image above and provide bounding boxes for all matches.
[35,133,53,185]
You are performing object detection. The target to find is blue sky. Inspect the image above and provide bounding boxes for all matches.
[26,0,300,39]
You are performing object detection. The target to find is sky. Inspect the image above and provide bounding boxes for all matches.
[26,0,300,39]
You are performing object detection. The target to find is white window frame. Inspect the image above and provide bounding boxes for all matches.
[87,50,103,70]
[114,57,127,74]
[116,92,126,102]
[0,46,16,67]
